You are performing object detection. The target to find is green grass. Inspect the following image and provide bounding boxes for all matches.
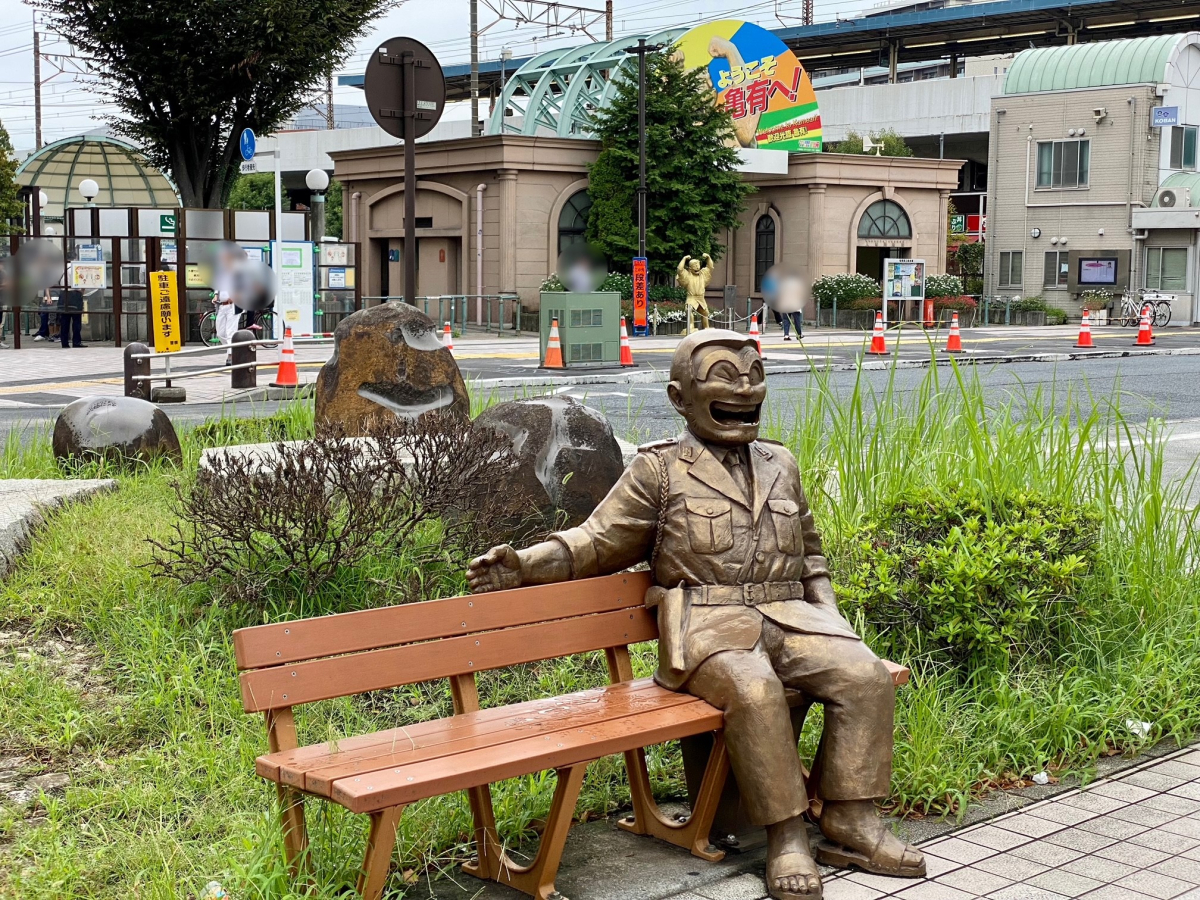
[1,367,1199,896]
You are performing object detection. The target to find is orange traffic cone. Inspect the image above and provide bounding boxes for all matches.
[1075,309,1094,348]
[619,316,634,367]
[269,327,299,387]
[868,312,888,355]
[543,318,565,368]
[1134,305,1156,346]
[442,321,454,352]
[945,312,963,353]
[749,313,763,358]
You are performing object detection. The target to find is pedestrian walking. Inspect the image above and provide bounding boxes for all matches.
[34,288,55,341]
[58,288,85,349]
[213,289,239,365]
[771,308,803,341]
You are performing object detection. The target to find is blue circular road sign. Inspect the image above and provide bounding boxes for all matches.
[239,128,257,162]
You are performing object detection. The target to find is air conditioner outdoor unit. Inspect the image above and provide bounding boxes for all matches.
[1156,186,1190,208]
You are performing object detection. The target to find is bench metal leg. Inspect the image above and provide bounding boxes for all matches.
[357,804,405,900]
[618,732,729,862]
[466,764,589,900]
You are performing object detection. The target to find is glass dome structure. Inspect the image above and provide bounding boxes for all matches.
[15,134,179,219]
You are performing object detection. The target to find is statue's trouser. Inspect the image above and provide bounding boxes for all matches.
[687,298,711,332]
[685,621,895,826]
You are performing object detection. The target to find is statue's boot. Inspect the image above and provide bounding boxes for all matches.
[765,816,823,898]
[814,799,925,879]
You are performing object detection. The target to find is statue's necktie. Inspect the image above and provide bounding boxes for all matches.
[724,448,750,501]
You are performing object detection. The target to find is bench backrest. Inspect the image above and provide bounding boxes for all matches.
[233,572,655,714]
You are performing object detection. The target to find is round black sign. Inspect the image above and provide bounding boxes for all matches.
[363,37,446,140]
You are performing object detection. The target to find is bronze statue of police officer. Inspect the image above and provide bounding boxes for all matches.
[468,330,924,899]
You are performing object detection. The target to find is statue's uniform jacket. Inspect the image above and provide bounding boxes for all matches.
[551,428,895,824]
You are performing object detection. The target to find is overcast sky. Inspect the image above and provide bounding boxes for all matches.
[0,0,881,156]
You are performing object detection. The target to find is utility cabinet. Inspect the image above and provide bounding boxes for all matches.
[539,291,621,367]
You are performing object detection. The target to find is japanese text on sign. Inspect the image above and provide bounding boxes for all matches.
[632,257,648,334]
[149,270,181,353]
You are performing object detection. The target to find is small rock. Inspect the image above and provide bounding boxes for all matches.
[5,788,35,807]
[315,303,470,435]
[0,756,26,772]
[29,772,69,792]
[52,396,182,468]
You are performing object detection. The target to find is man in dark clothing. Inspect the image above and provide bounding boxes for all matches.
[58,289,85,348]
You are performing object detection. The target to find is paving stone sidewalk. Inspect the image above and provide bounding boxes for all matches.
[800,744,1200,900]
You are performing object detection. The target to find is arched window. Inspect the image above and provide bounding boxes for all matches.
[558,191,592,254]
[754,215,776,293]
[857,200,912,240]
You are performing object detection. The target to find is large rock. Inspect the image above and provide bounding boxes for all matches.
[52,396,181,467]
[315,304,470,435]
[472,396,625,534]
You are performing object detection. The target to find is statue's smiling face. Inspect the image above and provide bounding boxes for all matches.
[689,259,702,274]
[684,345,766,446]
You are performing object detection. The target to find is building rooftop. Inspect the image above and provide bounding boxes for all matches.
[1003,33,1190,94]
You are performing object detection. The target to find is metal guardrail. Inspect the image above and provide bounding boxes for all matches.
[123,330,334,401]
[360,295,522,334]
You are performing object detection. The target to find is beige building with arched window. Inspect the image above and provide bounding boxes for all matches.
[332,135,962,320]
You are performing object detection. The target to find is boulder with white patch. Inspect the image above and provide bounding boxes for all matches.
[315,303,470,435]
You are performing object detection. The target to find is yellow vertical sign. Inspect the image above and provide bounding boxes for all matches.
[150,270,182,353]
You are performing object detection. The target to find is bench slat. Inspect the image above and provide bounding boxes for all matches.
[233,572,653,671]
[257,679,663,780]
[239,607,658,712]
[291,683,701,796]
[330,701,726,814]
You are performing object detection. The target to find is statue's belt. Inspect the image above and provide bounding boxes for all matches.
[684,581,805,606]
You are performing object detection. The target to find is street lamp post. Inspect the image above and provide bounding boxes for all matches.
[306,168,330,242]
[622,39,662,259]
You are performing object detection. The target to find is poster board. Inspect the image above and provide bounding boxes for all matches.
[272,241,315,338]
[70,262,106,291]
[149,270,182,353]
[883,258,925,324]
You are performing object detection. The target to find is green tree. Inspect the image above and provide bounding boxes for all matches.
[586,50,752,280]
[828,128,914,157]
[226,173,277,210]
[38,0,393,209]
[0,119,23,235]
[326,179,343,239]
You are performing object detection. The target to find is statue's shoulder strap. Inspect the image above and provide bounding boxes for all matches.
[638,438,677,453]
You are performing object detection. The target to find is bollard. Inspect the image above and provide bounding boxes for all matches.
[230,329,256,389]
[124,342,151,399]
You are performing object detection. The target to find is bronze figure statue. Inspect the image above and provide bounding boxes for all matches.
[677,254,714,332]
[468,330,924,899]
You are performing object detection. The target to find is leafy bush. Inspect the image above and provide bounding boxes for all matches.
[1080,289,1112,310]
[149,416,519,605]
[813,273,882,309]
[925,274,963,298]
[600,271,633,299]
[541,273,566,292]
[1010,295,1068,325]
[933,295,978,312]
[649,283,687,303]
[838,485,1100,671]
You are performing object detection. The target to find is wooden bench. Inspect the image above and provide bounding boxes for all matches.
[234,571,909,900]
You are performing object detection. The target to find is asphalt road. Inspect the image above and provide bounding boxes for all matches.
[3,355,1198,456]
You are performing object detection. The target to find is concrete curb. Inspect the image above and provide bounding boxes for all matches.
[473,346,1200,390]
[0,479,117,578]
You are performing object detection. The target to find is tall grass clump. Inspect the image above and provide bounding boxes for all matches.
[767,362,1200,815]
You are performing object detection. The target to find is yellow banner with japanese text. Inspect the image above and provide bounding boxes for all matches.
[149,270,182,354]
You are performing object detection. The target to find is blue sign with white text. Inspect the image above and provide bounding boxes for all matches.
[1153,107,1179,127]
[239,128,257,161]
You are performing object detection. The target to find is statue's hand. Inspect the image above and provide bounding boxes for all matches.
[467,544,523,594]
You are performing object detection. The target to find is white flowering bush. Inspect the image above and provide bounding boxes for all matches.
[541,273,566,292]
[1080,289,1112,310]
[925,274,964,298]
[812,273,881,309]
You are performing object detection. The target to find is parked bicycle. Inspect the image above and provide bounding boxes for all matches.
[1118,290,1172,328]
[199,295,275,346]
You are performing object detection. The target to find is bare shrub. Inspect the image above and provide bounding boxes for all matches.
[148,414,520,605]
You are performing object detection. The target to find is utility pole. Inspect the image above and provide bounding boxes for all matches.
[470,0,480,137]
[325,71,335,129]
[32,13,42,149]
[803,0,813,25]
[606,0,612,40]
